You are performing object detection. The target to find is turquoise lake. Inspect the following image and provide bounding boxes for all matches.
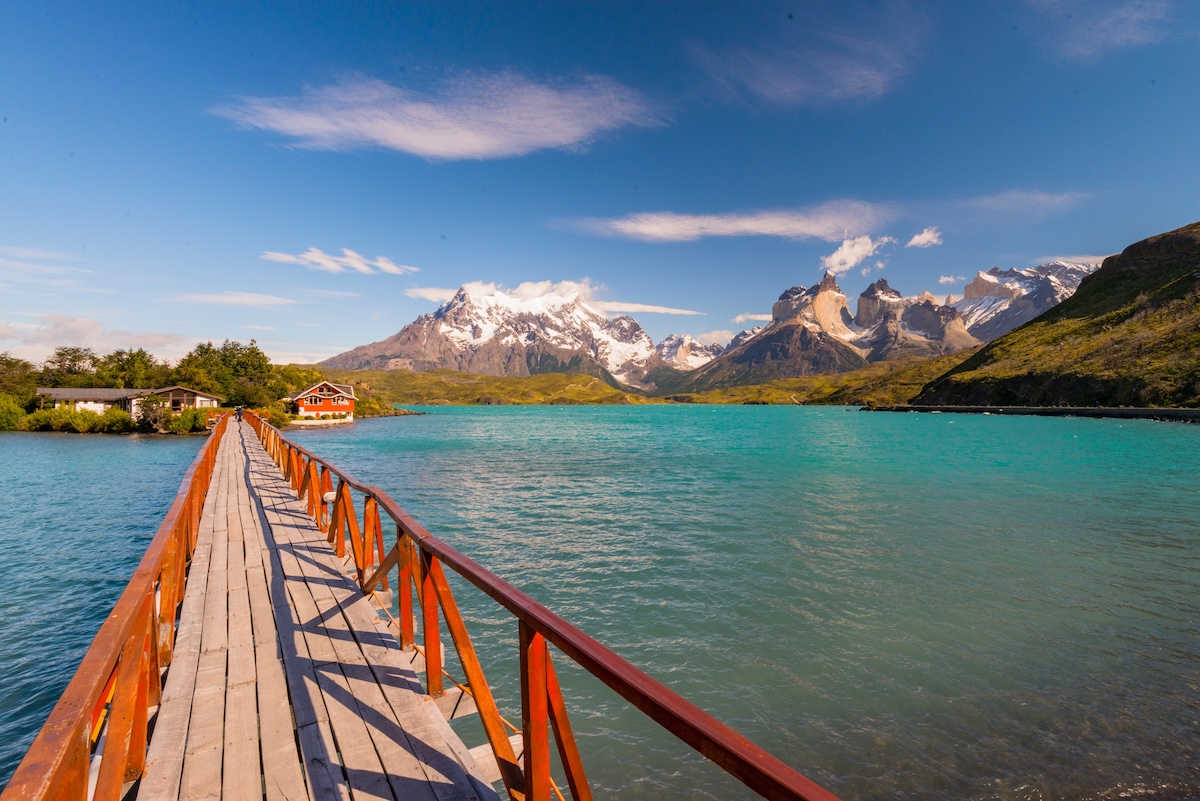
[2,407,1198,800]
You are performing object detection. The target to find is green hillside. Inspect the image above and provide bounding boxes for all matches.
[321,368,654,406]
[915,221,1200,407]
[666,350,976,405]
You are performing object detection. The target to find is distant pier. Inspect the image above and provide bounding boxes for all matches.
[866,405,1200,423]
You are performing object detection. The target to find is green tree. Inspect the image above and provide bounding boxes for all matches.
[136,395,172,433]
[170,339,282,406]
[171,342,229,396]
[40,346,98,388]
[0,353,38,402]
[95,348,170,389]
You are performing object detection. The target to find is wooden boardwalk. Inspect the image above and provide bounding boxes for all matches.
[138,421,498,801]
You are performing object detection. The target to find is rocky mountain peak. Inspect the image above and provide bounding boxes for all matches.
[861,278,903,301]
[815,271,842,294]
[656,334,723,370]
[728,327,765,350]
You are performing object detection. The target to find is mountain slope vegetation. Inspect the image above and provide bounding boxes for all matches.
[915,221,1200,407]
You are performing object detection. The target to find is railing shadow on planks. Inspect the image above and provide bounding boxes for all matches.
[2,414,231,801]
[2,413,842,801]
[242,412,841,801]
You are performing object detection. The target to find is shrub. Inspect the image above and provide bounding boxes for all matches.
[265,406,290,429]
[20,407,101,432]
[62,409,101,433]
[167,407,209,434]
[18,408,54,431]
[0,393,24,431]
[97,408,135,434]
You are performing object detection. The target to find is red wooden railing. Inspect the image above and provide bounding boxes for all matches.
[2,414,229,801]
[244,411,842,801]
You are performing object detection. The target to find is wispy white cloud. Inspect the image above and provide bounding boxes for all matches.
[262,246,418,275]
[171,291,299,308]
[0,314,193,362]
[691,4,922,106]
[0,251,92,279]
[733,312,772,324]
[906,226,943,248]
[965,189,1090,215]
[591,301,702,316]
[821,235,895,276]
[574,200,890,243]
[405,287,458,303]
[303,288,364,299]
[695,329,735,346]
[938,275,967,285]
[1027,0,1170,60]
[693,42,906,105]
[214,73,660,161]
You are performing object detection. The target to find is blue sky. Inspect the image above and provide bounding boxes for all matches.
[2,1,1198,363]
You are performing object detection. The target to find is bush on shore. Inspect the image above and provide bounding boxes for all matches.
[167,407,210,434]
[15,406,136,433]
[0,393,24,431]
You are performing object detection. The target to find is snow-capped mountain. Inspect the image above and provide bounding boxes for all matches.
[321,281,671,389]
[952,260,1102,341]
[678,274,980,391]
[655,334,723,369]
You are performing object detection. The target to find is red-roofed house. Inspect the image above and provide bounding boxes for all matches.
[289,381,356,421]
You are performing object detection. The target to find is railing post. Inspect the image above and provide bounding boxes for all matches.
[521,622,551,801]
[398,531,414,649]
[420,549,443,698]
[328,479,346,557]
[362,497,382,588]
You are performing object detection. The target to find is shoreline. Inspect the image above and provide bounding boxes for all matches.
[865,405,1200,423]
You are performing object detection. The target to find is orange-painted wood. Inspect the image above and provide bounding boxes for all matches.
[546,656,593,801]
[4,416,228,801]
[521,623,552,801]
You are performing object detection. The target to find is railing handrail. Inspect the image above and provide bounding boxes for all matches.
[245,411,841,801]
[2,415,229,801]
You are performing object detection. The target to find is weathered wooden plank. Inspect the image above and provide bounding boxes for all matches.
[313,668,395,801]
[223,681,262,801]
[200,474,229,656]
[336,660,440,801]
[179,648,227,801]
[255,643,309,801]
[468,735,525,787]
[297,720,351,801]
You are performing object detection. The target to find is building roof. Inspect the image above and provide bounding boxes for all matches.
[36,387,140,401]
[290,381,357,401]
[36,385,224,402]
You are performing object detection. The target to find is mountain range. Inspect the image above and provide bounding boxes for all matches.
[323,261,1101,392]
